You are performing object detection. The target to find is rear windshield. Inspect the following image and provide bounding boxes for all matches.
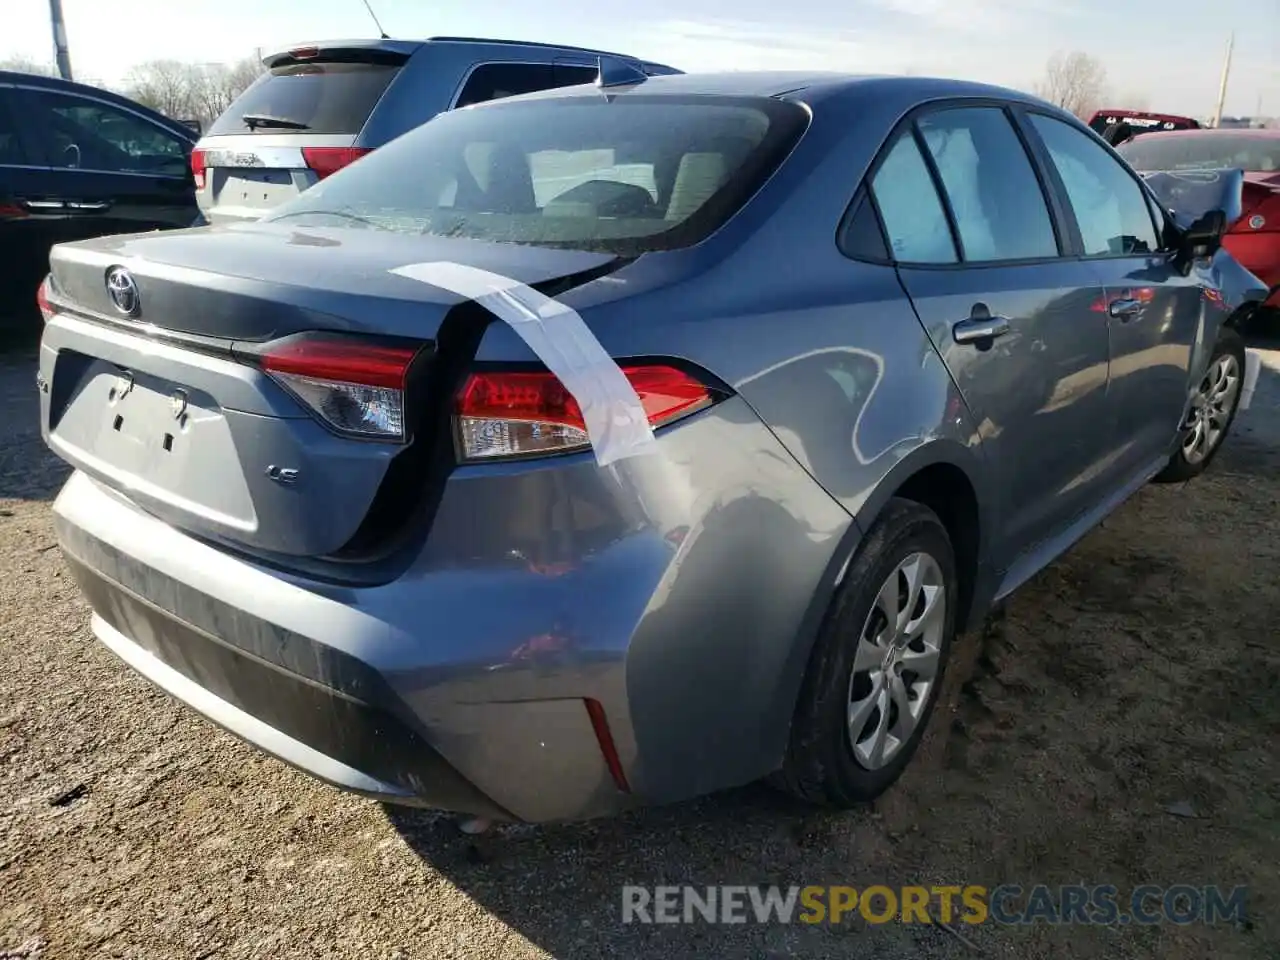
[261,95,808,255]
[207,60,402,136]
[1117,135,1280,173]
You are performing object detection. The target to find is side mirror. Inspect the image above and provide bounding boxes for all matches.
[1182,209,1227,259]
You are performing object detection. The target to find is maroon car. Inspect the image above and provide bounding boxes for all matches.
[1087,109,1201,145]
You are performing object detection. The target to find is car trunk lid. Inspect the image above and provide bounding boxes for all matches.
[41,223,619,559]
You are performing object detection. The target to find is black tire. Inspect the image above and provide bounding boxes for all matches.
[1153,328,1246,484]
[773,498,958,807]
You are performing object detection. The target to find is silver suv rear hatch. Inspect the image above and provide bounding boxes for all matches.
[194,46,412,224]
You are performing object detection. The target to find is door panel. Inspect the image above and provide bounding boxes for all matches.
[1026,112,1198,476]
[869,106,1115,572]
[15,87,196,240]
[0,90,58,313]
[901,265,1112,566]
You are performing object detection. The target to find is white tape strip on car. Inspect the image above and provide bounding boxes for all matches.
[1241,349,1261,412]
[389,261,657,467]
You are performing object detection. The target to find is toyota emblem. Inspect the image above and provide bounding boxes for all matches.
[105,266,140,317]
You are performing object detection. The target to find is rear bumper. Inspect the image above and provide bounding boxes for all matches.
[66,550,511,818]
[52,390,854,821]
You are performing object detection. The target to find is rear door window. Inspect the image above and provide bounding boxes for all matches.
[917,107,1059,262]
[454,63,598,108]
[207,60,402,136]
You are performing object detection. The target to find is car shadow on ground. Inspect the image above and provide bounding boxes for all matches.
[381,619,996,960]
[1218,327,1280,479]
[381,784,970,959]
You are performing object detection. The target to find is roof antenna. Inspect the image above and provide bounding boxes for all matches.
[595,54,648,95]
[359,0,390,38]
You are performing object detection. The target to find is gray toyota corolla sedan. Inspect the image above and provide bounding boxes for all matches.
[38,69,1259,824]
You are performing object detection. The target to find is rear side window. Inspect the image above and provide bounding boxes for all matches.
[917,107,1058,262]
[1029,113,1159,256]
[455,63,599,108]
[870,134,957,264]
[207,60,402,136]
[263,95,808,255]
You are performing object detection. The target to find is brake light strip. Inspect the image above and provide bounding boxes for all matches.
[388,260,658,467]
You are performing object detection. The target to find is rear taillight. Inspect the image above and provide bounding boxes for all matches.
[302,147,373,180]
[36,275,55,324]
[455,364,714,462]
[260,334,422,440]
[190,148,207,190]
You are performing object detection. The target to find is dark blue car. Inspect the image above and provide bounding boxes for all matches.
[0,71,198,328]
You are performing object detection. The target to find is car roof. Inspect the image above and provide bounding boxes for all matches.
[0,70,198,142]
[472,70,1057,108]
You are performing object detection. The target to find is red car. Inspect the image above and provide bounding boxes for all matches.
[1117,128,1280,316]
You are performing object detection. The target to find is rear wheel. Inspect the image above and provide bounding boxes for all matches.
[774,498,957,807]
[1153,328,1246,483]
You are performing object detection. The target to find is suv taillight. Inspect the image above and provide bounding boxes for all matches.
[259,334,423,441]
[190,148,207,190]
[302,147,373,180]
[36,275,55,323]
[454,365,715,462]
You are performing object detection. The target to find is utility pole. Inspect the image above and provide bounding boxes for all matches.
[1209,32,1233,128]
[48,0,73,81]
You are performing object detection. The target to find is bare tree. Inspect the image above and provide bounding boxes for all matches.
[0,55,56,76]
[194,57,267,124]
[125,60,201,120]
[125,55,264,127]
[1035,51,1109,119]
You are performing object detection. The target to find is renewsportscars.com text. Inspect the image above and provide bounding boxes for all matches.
[621,884,1248,926]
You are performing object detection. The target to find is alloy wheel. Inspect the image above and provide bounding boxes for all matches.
[1182,353,1241,465]
[846,552,946,770]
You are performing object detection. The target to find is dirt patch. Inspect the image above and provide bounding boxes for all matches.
[1,345,1277,960]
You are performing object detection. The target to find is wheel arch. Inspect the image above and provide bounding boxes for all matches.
[855,444,993,634]
[765,439,998,777]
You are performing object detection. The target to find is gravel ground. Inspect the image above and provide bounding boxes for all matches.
[1,331,1278,960]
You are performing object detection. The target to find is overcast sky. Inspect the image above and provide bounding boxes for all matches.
[4,0,1277,118]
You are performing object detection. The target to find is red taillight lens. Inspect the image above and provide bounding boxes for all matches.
[190,148,207,190]
[36,275,55,323]
[455,364,714,461]
[302,147,373,180]
[260,334,421,440]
